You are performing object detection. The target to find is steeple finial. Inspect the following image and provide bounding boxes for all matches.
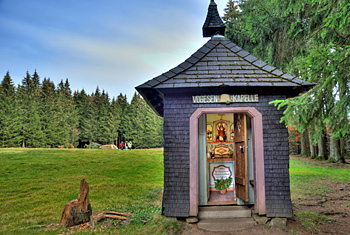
[202,0,226,37]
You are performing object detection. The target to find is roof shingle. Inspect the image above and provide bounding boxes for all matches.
[136,35,314,116]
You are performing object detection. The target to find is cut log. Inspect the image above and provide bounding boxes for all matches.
[60,179,92,227]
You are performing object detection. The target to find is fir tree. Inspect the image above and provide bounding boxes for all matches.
[98,90,113,144]
[109,97,121,145]
[116,93,129,142]
[81,89,99,144]
[225,0,350,162]
[40,78,59,147]
[56,79,78,146]
[0,72,21,147]
[126,93,163,149]
[73,89,90,147]
[18,71,45,147]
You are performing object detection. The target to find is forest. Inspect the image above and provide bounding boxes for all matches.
[0,71,163,149]
[223,0,350,163]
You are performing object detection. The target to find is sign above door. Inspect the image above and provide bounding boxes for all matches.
[192,94,259,104]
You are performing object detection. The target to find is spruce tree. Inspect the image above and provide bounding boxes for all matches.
[109,97,121,146]
[0,72,21,147]
[126,93,163,149]
[73,89,90,147]
[116,93,129,142]
[17,71,45,147]
[81,89,99,144]
[98,90,113,144]
[56,79,78,147]
[40,78,60,147]
[225,0,350,162]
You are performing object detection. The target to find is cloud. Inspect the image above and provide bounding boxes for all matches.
[0,0,228,100]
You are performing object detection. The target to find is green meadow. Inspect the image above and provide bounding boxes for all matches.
[0,148,183,234]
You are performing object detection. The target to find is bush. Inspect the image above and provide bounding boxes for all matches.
[84,142,102,149]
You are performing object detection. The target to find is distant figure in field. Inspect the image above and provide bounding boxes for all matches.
[120,142,124,150]
[128,141,132,150]
[125,141,129,151]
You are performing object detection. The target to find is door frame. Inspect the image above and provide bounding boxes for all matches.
[189,107,266,216]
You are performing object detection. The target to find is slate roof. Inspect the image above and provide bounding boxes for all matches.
[136,35,314,116]
[203,0,226,37]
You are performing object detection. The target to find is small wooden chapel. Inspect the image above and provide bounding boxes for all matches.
[136,0,313,219]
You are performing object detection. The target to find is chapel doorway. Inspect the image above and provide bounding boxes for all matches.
[198,113,255,206]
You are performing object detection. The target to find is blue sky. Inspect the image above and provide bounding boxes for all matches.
[0,0,228,101]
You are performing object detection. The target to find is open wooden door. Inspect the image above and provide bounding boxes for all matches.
[234,113,249,202]
[198,114,208,205]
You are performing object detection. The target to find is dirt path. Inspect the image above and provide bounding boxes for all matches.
[181,156,350,235]
[290,155,350,235]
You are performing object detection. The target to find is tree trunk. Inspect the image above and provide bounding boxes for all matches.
[308,128,317,158]
[335,84,347,163]
[329,136,345,163]
[310,144,317,159]
[60,179,92,227]
[300,129,310,156]
[318,129,327,160]
[340,138,345,158]
[338,83,347,161]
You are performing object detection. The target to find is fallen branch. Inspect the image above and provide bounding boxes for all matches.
[99,214,127,220]
[101,211,132,217]
[93,211,131,223]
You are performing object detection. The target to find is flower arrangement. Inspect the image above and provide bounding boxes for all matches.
[214,176,232,191]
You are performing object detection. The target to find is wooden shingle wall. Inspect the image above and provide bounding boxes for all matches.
[162,93,293,218]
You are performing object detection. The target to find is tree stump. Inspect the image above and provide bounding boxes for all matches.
[60,179,92,227]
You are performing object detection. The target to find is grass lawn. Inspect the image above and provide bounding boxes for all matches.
[290,157,350,200]
[1,149,349,234]
[0,148,183,235]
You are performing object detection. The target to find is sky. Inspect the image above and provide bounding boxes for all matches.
[0,0,228,101]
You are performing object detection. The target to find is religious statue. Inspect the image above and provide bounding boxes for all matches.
[216,123,227,142]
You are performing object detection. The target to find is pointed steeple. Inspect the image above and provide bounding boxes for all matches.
[202,0,226,37]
